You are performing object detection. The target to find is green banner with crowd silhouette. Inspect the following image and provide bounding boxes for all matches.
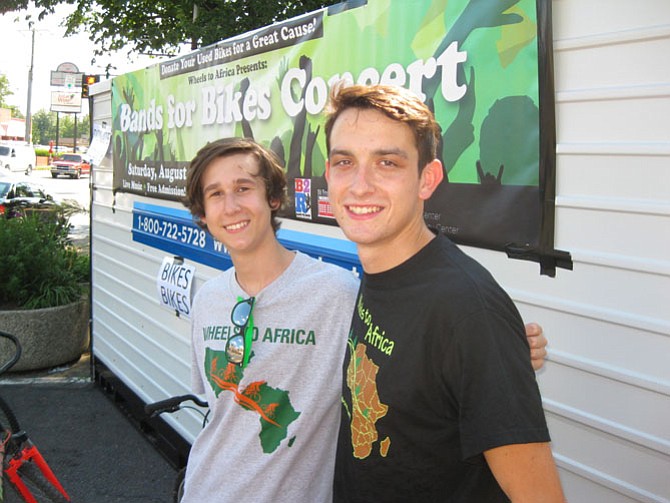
[112,0,570,275]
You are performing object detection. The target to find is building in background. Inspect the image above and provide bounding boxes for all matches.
[0,108,26,141]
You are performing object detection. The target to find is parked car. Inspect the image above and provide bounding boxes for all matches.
[0,143,36,175]
[0,177,57,219]
[51,153,91,179]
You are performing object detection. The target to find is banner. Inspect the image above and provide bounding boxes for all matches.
[112,0,570,275]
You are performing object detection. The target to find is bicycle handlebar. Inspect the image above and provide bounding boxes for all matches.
[0,330,22,376]
[144,394,209,417]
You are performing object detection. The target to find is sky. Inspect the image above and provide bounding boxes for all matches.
[0,4,187,116]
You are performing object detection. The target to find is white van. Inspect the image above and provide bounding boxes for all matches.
[0,143,37,175]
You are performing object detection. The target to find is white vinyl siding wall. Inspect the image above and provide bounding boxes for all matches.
[466,2,670,501]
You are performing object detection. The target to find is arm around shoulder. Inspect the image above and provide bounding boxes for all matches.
[484,442,566,503]
[525,322,548,371]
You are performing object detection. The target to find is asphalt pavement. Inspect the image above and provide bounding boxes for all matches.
[0,355,179,502]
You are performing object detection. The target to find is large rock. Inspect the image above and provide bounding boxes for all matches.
[0,299,90,372]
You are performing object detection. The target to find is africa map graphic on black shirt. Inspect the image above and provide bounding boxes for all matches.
[344,339,391,459]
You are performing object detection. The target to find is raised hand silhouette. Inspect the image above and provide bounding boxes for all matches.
[476,160,504,185]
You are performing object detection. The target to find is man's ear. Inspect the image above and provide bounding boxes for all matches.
[269,198,281,210]
[325,160,331,182]
[419,159,444,201]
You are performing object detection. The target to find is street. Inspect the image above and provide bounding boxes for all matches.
[1,383,179,503]
[31,168,92,244]
[31,167,91,212]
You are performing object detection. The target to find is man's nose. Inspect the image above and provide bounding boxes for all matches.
[350,164,375,194]
[222,194,241,214]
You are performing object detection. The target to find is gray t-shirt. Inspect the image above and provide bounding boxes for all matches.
[183,251,359,503]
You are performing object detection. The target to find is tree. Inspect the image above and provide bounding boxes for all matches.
[30,109,90,146]
[7,106,24,119]
[31,109,56,145]
[3,0,331,58]
[58,113,90,142]
[0,73,24,118]
[0,1,27,15]
[0,73,14,107]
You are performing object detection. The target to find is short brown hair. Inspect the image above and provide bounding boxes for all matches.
[324,84,441,171]
[184,137,287,233]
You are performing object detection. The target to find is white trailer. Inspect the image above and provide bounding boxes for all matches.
[89,0,669,500]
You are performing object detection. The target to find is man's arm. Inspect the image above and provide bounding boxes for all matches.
[525,322,548,371]
[484,442,566,502]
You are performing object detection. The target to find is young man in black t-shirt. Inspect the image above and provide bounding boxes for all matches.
[325,84,566,502]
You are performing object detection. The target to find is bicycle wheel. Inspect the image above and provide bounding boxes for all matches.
[0,399,20,436]
[0,419,13,503]
[1,437,6,503]
[8,462,69,503]
[173,466,186,503]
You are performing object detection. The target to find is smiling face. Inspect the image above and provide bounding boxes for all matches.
[326,108,443,271]
[199,153,279,257]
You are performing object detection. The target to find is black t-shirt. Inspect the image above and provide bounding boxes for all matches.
[334,235,550,502]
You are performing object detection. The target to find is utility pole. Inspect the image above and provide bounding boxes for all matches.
[24,23,35,144]
[191,2,199,50]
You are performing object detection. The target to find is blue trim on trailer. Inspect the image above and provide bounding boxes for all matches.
[131,202,361,274]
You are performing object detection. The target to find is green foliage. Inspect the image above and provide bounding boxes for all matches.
[28,109,90,146]
[7,106,24,119]
[31,110,57,146]
[57,113,90,141]
[0,73,22,118]
[9,0,330,58]
[0,1,29,14]
[0,73,13,107]
[0,213,90,310]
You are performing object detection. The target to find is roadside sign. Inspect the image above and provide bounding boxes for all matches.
[50,71,84,87]
[50,91,82,113]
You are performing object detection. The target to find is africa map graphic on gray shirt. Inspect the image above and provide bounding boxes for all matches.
[204,347,301,453]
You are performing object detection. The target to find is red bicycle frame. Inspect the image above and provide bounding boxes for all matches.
[4,440,70,503]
